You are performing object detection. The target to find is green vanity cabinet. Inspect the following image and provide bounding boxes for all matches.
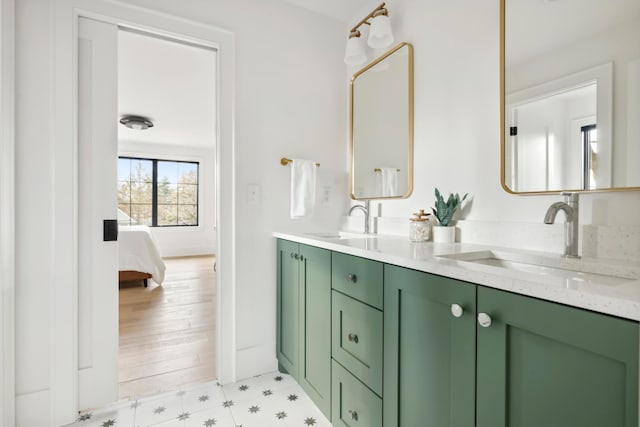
[277,240,639,426]
[476,286,639,427]
[276,239,331,418]
[383,265,477,427]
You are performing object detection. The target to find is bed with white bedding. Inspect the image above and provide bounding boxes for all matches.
[118,225,166,286]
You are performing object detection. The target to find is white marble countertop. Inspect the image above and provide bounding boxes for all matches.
[273,231,640,321]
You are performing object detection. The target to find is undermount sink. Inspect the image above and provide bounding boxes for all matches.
[437,250,637,287]
[303,231,376,240]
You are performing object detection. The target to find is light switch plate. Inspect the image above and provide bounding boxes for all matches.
[322,186,331,203]
[247,184,260,206]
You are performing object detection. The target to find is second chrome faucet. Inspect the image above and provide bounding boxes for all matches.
[348,200,371,234]
[544,192,580,258]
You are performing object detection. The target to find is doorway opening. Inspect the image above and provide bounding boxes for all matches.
[115,28,218,400]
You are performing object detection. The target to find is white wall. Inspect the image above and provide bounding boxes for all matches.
[347,0,640,236]
[1,0,15,426]
[15,0,53,416]
[14,0,346,424]
[119,140,217,257]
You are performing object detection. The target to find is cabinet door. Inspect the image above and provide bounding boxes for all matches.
[477,286,639,427]
[299,244,331,418]
[384,265,477,427]
[276,239,299,379]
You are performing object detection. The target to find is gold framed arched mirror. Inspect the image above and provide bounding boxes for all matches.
[500,0,640,194]
[350,42,414,200]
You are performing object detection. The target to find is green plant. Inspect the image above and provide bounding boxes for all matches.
[432,188,468,226]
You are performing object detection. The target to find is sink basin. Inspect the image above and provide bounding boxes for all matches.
[437,250,636,287]
[303,231,376,240]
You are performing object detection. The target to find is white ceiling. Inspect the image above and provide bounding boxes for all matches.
[118,29,216,149]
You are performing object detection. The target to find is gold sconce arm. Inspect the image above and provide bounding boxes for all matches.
[350,3,388,34]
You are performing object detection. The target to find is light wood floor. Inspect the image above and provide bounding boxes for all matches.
[118,255,216,400]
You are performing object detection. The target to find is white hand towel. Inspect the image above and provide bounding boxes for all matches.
[380,167,398,197]
[290,159,317,218]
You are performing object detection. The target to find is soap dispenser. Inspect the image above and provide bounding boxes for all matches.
[409,209,431,242]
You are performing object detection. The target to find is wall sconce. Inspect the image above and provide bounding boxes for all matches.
[344,2,394,66]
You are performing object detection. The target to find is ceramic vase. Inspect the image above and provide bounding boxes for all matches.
[432,225,456,243]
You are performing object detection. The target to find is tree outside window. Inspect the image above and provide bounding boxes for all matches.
[118,157,199,227]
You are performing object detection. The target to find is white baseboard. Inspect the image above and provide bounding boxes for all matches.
[234,345,278,384]
[160,246,215,258]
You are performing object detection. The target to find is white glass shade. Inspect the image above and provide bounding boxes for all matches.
[367,14,394,49]
[344,35,367,65]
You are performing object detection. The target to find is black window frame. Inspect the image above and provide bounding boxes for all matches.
[118,156,200,227]
[581,124,597,190]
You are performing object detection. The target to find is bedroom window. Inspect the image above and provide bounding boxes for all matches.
[118,157,199,227]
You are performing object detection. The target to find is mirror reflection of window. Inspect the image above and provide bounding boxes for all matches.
[581,124,597,190]
[507,82,597,192]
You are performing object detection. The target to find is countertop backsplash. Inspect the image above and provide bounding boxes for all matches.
[341,216,640,262]
[582,225,640,262]
[452,220,565,254]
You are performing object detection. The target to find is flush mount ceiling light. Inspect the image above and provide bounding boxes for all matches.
[119,115,154,130]
[344,2,394,66]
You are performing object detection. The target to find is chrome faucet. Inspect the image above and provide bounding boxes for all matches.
[544,192,580,258]
[348,200,371,234]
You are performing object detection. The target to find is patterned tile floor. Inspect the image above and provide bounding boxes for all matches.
[64,372,331,427]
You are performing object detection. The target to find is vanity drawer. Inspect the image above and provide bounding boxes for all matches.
[332,291,383,395]
[332,360,382,427]
[332,252,383,309]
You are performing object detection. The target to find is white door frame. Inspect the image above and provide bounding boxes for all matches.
[1,0,16,425]
[52,1,236,424]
